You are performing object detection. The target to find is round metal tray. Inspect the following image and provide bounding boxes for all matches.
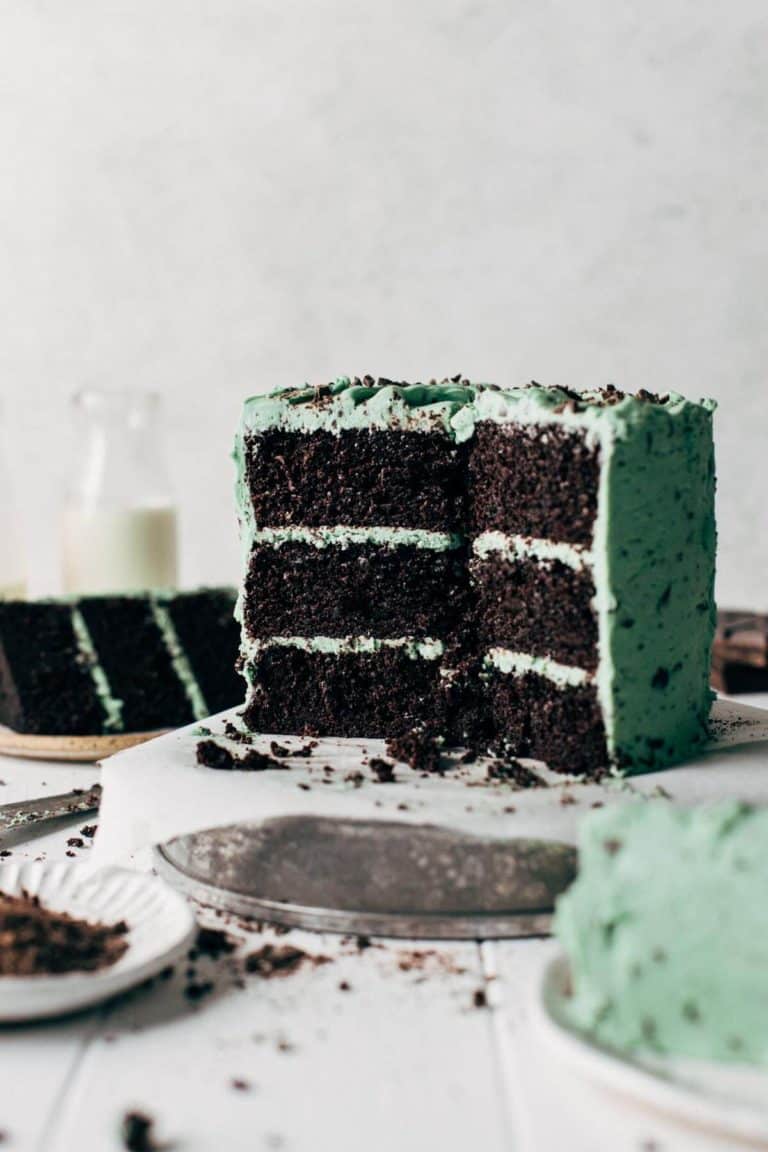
[154,815,576,940]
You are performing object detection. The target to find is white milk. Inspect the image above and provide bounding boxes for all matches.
[62,506,178,594]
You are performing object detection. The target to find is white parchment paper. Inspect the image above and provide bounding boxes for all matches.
[92,698,768,867]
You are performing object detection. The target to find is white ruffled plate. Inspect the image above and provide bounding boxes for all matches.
[534,953,768,1145]
[0,861,196,1020]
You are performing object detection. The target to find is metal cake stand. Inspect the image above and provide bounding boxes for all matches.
[154,815,576,940]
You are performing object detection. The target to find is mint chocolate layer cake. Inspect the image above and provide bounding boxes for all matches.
[555,802,768,1064]
[0,588,241,735]
[235,378,716,775]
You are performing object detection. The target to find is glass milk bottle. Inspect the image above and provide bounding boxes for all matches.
[61,389,178,594]
[0,401,26,599]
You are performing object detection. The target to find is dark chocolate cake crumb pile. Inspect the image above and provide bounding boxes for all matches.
[386,728,444,775]
[369,757,396,783]
[192,926,237,961]
[244,943,329,979]
[0,891,128,975]
[196,739,286,772]
[487,759,545,789]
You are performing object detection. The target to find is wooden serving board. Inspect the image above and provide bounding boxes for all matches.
[0,726,170,763]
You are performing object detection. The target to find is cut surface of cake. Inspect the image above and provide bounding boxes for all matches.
[234,377,717,775]
[0,588,241,736]
[554,802,768,1064]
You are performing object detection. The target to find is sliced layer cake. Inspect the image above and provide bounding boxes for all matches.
[235,378,716,775]
[0,588,242,736]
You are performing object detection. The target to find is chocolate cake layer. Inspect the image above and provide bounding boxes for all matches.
[243,542,471,640]
[469,422,600,545]
[0,603,104,735]
[243,647,446,737]
[245,430,468,530]
[78,597,194,732]
[488,670,607,774]
[165,589,243,713]
[473,555,598,670]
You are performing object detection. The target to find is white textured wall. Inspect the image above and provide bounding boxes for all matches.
[0,0,766,605]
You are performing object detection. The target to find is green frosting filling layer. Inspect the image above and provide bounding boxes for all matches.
[555,802,768,1064]
[482,647,592,687]
[472,531,592,571]
[249,526,463,551]
[243,635,444,660]
[149,596,210,721]
[70,606,125,733]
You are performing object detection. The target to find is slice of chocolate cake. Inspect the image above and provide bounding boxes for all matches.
[465,384,716,773]
[0,588,241,736]
[235,378,476,741]
[235,377,717,775]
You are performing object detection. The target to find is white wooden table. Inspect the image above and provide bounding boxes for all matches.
[1,699,766,1152]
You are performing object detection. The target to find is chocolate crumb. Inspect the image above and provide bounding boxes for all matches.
[472,988,488,1009]
[67,837,85,848]
[370,758,396,783]
[224,720,252,744]
[80,824,98,838]
[338,980,351,992]
[356,935,372,951]
[386,727,444,775]
[488,759,544,788]
[121,1111,162,1152]
[184,980,214,1002]
[231,1078,251,1092]
[197,739,285,772]
[194,926,237,960]
[196,739,235,770]
[345,771,364,788]
[244,944,329,979]
[269,741,291,758]
[0,850,12,858]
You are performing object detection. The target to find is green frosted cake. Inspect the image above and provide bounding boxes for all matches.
[234,377,717,775]
[555,802,768,1064]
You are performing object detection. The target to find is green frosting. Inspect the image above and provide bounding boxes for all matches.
[249,526,463,551]
[555,802,768,1064]
[592,398,716,770]
[69,605,125,733]
[240,376,479,437]
[483,648,591,687]
[243,634,444,660]
[472,530,592,571]
[148,596,210,721]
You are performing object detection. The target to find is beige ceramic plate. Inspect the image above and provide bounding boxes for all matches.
[0,725,170,763]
